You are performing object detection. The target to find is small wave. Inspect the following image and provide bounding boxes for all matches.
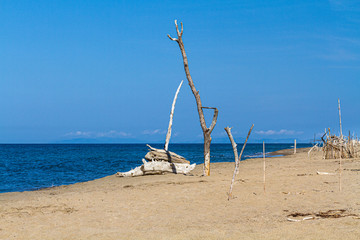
[244,152,283,159]
[244,152,263,158]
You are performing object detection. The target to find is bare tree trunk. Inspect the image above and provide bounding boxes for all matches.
[203,131,212,175]
[225,124,254,200]
[164,80,183,151]
[168,20,218,176]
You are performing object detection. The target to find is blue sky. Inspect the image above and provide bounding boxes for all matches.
[1,0,359,143]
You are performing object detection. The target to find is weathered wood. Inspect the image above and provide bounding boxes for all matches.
[339,145,342,192]
[116,159,196,177]
[224,127,238,200]
[168,20,219,176]
[338,98,343,138]
[322,127,359,159]
[308,144,320,158]
[145,144,190,164]
[225,124,254,200]
[263,141,266,194]
[164,80,183,151]
[237,124,254,173]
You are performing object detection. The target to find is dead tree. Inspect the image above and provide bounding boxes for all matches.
[168,20,218,176]
[225,124,254,200]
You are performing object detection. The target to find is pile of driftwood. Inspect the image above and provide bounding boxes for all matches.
[117,145,195,177]
[320,99,360,159]
[321,130,360,159]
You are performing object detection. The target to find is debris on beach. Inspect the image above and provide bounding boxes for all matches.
[116,145,195,177]
[287,209,359,222]
[144,144,189,164]
[321,131,360,159]
[316,171,336,175]
[320,99,360,159]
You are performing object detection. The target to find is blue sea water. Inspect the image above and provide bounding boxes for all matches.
[0,143,312,193]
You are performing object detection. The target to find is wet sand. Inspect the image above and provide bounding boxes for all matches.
[1,148,359,239]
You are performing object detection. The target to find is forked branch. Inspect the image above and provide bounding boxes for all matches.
[167,20,183,42]
[225,124,254,200]
[202,107,219,133]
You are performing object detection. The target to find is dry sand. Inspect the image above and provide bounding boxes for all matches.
[1,149,360,239]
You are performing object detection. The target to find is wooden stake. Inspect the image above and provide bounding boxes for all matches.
[338,98,343,139]
[225,124,254,200]
[164,80,183,151]
[294,139,297,154]
[263,141,266,194]
[339,147,342,192]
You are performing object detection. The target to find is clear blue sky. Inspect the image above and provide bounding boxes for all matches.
[1,0,359,143]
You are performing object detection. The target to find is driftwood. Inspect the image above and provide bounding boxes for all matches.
[287,216,314,222]
[321,100,360,159]
[145,144,189,164]
[225,124,254,200]
[168,20,218,176]
[316,171,336,175]
[308,144,321,158]
[322,130,360,159]
[164,80,183,151]
[117,159,196,177]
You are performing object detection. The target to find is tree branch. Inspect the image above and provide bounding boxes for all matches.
[224,127,238,164]
[209,108,219,132]
[167,34,178,42]
[201,107,219,133]
[237,124,254,173]
[164,80,183,151]
[225,124,254,200]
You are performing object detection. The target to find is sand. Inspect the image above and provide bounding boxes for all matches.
[1,148,359,239]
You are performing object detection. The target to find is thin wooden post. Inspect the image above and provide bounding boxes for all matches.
[294,139,297,154]
[338,98,343,139]
[339,147,342,192]
[263,141,266,194]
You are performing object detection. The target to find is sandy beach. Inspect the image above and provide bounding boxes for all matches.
[1,148,359,239]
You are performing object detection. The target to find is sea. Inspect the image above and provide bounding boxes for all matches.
[0,143,312,193]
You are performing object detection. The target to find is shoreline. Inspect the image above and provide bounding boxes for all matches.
[1,149,359,239]
[268,146,312,156]
[1,146,309,194]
